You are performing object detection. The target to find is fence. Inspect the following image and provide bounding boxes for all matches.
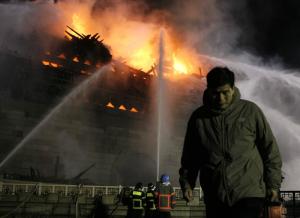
[280,191,300,218]
[0,181,299,218]
[0,180,203,199]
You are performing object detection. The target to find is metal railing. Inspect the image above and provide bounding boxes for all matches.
[1,180,299,218]
[280,191,300,218]
[0,180,204,218]
[0,180,203,199]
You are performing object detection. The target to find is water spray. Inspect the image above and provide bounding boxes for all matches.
[0,65,110,170]
[156,29,165,181]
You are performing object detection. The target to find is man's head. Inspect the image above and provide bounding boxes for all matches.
[147,183,155,191]
[135,182,143,190]
[206,67,235,110]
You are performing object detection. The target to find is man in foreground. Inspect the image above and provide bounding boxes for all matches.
[179,67,282,218]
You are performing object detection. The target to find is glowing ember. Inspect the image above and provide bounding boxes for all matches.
[130,107,138,113]
[73,57,79,62]
[106,102,115,109]
[84,60,91,65]
[42,60,61,68]
[50,62,59,68]
[58,54,66,59]
[119,105,127,111]
[42,60,50,66]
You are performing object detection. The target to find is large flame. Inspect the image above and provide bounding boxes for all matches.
[55,2,202,76]
[173,54,188,74]
[72,13,86,34]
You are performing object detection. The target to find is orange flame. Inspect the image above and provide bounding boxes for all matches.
[106,102,115,109]
[127,43,156,70]
[50,62,59,68]
[73,57,79,62]
[42,61,60,68]
[64,33,72,40]
[173,54,188,74]
[42,60,50,66]
[130,107,138,113]
[56,3,202,76]
[118,105,127,111]
[72,13,87,35]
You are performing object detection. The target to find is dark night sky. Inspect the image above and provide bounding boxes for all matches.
[230,0,300,69]
[145,0,300,70]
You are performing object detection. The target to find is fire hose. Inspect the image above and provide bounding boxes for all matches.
[109,198,121,217]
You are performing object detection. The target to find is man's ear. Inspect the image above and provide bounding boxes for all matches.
[232,86,235,94]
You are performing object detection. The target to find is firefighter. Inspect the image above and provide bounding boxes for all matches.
[90,194,109,218]
[145,183,157,218]
[127,182,146,218]
[156,174,176,218]
[119,186,133,206]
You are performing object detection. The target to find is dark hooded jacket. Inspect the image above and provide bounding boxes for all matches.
[179,87,282,206]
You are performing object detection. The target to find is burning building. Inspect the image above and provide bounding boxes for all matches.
[0,11,214,185]
[0,0,224,187]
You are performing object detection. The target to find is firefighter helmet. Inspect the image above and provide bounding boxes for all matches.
[148,183,155,190]
[160,174,170,183]
[135,182,143,190]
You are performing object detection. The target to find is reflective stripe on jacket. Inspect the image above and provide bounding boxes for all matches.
[130,189,145,210]
[145,191,157,210]
[156,183,176,211]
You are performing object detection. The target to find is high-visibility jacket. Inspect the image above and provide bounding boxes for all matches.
[145,190,157,210]
[156,182,176,211]
[129,189,146,210]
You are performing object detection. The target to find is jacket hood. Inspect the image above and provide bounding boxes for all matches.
[203,86,241,115]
